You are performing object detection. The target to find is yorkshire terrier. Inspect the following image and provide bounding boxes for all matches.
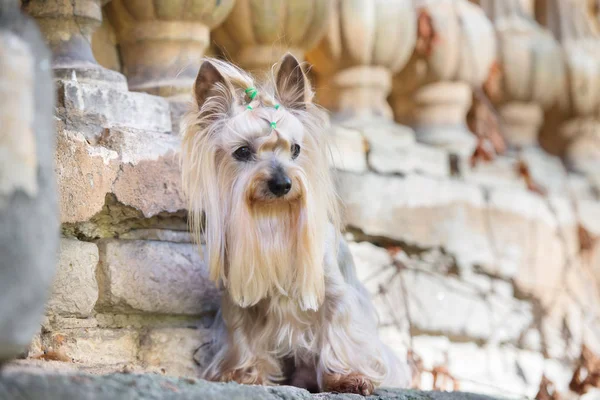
[181,54,410,395]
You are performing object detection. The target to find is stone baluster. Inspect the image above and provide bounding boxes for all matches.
[22,0,126,88]
[479,0,564,150]
[390,0,496,156]
[212,0,332,76]
[105,0,235,97]
[537,0,600,177]
[305,0,417,128]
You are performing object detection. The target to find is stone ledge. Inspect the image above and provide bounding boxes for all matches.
[0,365,502,400]
[56,80,172,137]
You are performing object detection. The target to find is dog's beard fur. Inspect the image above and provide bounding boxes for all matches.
[226,172,327,310]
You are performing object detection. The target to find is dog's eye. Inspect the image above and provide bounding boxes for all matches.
[233,146,253,162]
[291,144,301,160]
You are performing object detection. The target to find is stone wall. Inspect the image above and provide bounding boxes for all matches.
[9,0,600,399]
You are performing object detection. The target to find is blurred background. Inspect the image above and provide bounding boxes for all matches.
[1,0,600,398]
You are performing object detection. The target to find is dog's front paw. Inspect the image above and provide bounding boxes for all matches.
[219,369,268,385]
[322,373,375,396]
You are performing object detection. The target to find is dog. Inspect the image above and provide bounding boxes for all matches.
[181,53,410,395]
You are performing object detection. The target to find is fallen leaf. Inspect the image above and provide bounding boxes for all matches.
[516,160,546,196]
[32,348,71,362]
[570,345,600,394]
[536,375,560,400]
[416,9,439,57]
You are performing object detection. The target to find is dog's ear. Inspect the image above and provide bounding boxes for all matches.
[193,60,233,112]
[276,53,310,110]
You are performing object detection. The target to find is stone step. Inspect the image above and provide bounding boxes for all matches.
[0,364,503,400]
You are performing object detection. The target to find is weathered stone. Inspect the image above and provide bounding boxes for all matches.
[350,242,533,343]
[91,12,121,73]
[391,0,495,155]
[0,364,502,399]
[106,0,235,96]
[464,149,575,204]
[97,240,219,315]
[93,314,209,330]
[358,123,449,177]
[215,1,331,75]
[306,1,416,120]
[0,5,58,363]
[47,239,99,317]
[119,229,193,243]
[340,170,581,291]
[57,80,171,138]
[404,270,532,342]
[139,328,209,377]
[107,128,184,217]
[55,128,119,224]
[339,171,490,272]
[56,127,185,224]
[328,125,368,173]
[568,174,597,201]
[22,0,126,92]
[412,336,573,398]
[43,316,99,331]
[41,328,139,366]
[27,333,43,358]
[520,147,571,195]
[462,155,526,191]
[487,188,578,297]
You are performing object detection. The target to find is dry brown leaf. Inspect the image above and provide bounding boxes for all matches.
[416,9,439,57]
[470,136,495,168]
[432,365,460,391]
[570,345,600,394]
[467,88,505,168]
[536,375,561,400]
[516,160,546,196]
[31,348,71,362]
[407,350,424,389]
[579,224,598,253]
[386,246,403,257]
[483,61,503,104]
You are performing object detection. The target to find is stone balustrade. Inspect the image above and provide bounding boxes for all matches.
[390,0,496,157]
[23,0,127,87]
[8,1,600,398]
[212,0,332,75]
[105,0,235,97]
[480,0,564,150]
[537,0,600,182]
[306,0,416,125]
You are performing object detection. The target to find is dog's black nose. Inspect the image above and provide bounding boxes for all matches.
[268,174,292,197]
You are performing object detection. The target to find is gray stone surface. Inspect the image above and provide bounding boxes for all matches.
[0,366,502,400]
[56,80,171,138]
[47,239,99,317]
[97,240,220,315]
[40,328,139,366]
[329,125,368,173]
[0,5,58,362]
[138,328,208,377]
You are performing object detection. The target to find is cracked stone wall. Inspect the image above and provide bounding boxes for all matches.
[9,1,600,400]
[29,78,600,398]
